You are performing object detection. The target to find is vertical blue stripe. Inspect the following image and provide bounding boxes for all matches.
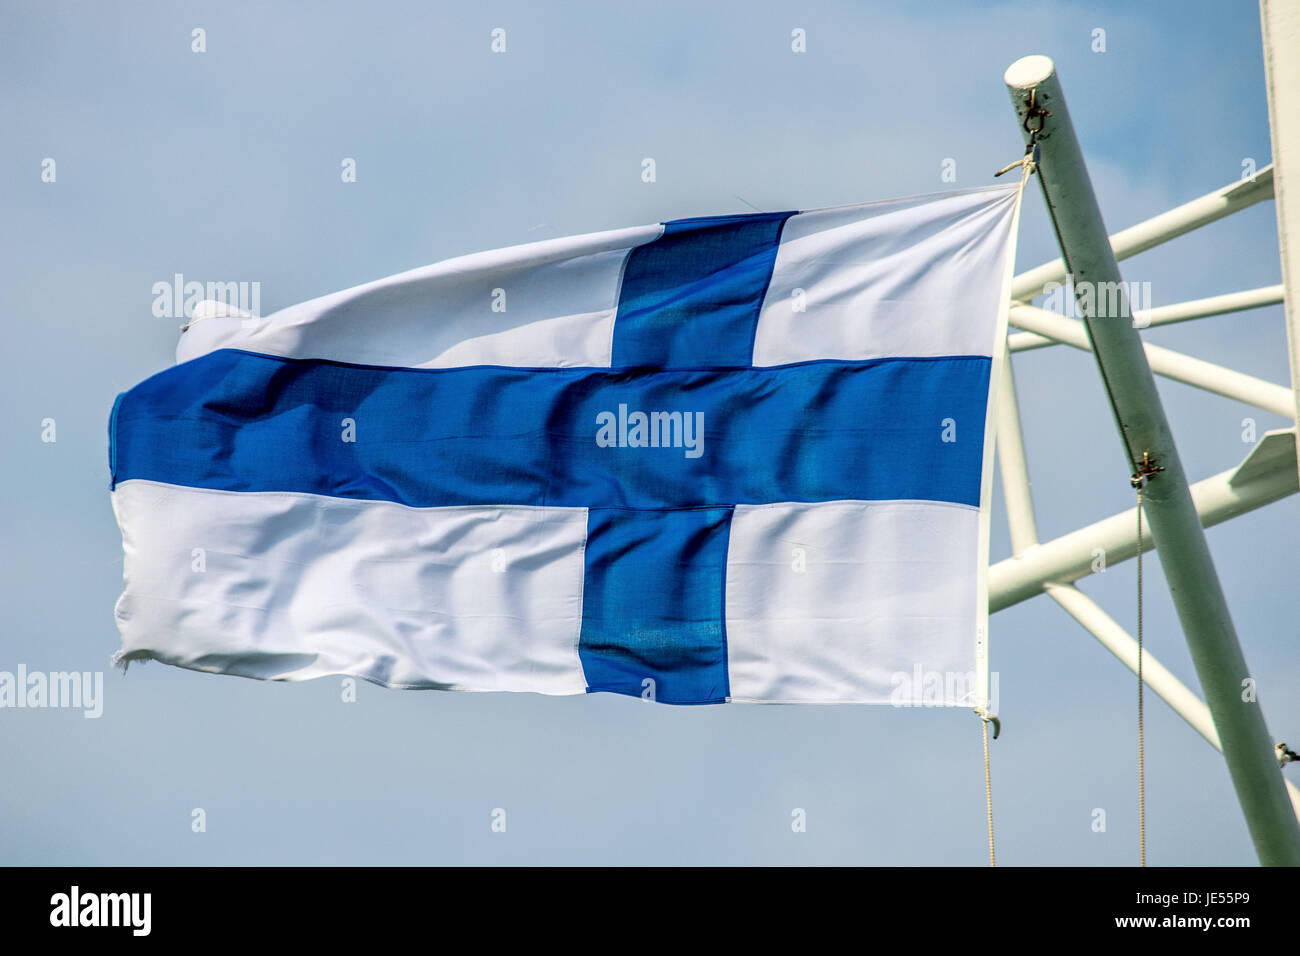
[579,508,733,704]
[611,211,795,369]
[584,210,791,702]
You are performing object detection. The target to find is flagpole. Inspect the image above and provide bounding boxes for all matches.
[1003,55,1300,865]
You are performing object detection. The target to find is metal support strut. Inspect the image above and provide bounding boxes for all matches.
[1003,55,1300,866]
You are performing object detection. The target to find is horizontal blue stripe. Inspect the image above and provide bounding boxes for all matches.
[613,211,795,369]
[111,349,991,509]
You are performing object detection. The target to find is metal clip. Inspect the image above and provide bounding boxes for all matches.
[975,706,1002,740]
[1130,451,1165,489]
[1022,88,1052,141]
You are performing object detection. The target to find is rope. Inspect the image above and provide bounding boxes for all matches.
[982,716,995,866]
[972,149,1032,869]
[1130,452,1160,865]
[1136,481,1146,867]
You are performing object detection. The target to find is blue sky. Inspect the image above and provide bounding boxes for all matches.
[1,0,1295,864]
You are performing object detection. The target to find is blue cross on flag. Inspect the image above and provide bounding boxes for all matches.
[109,184,1021,706]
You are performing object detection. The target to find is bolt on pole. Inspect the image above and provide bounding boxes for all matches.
[1003,54,1300,865]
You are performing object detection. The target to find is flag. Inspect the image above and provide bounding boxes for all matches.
[110,184,1021,705]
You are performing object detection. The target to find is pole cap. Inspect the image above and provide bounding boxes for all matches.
[1004,55,1055,90]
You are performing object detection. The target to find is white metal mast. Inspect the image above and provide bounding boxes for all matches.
[994,50,1300,865]
[1262,0,1300,454]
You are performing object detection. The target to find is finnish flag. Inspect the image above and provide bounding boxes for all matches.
[110,184,1021,705]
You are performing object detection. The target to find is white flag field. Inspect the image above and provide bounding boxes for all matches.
[109,183,1023,707]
